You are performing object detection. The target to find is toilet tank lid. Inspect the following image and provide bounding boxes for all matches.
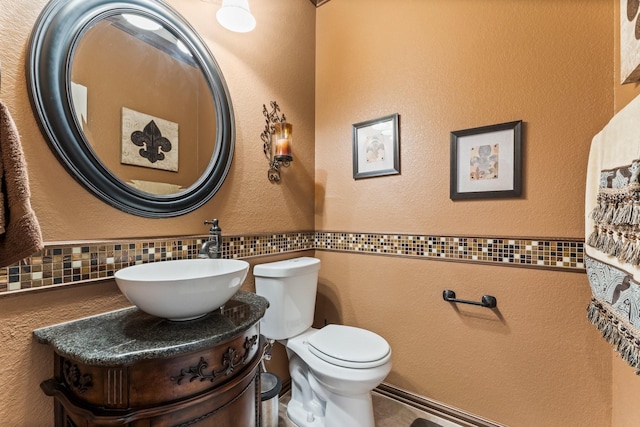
[253,257,320,278]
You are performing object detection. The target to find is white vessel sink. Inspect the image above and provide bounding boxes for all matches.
[114,259,250,321]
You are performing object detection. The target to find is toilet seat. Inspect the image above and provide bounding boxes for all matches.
[306,324,391,369]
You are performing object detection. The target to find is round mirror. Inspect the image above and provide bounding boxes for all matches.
[27,0,234,217]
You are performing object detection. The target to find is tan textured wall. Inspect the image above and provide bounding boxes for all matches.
[315,1,613,426]
[0,0,315,425]
[612,1,640,425]
[612,356,640,426]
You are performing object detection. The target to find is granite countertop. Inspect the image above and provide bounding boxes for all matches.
[33,291,269,366]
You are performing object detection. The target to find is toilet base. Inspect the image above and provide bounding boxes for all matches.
[287,391,375,427]
[283,329,388,427]
[287,398,325,427]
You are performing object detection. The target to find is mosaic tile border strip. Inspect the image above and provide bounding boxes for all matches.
[0,231,583,294]
[315,232,584,270]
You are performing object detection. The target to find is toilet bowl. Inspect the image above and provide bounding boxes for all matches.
[254,257,392,427]
[285,327,391,427]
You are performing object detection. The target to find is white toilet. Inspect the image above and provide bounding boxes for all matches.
[254,257,391,427]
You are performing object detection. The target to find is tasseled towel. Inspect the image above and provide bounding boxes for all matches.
[585,94,640,374]
[585,258,640,373]
[0,101,43,267]
[586,162,640,265]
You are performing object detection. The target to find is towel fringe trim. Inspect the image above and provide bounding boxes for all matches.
[591,185,640,226]
[587,298,640,374]
[587,225,640,266]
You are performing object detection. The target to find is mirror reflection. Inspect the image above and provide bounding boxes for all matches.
[71,13,216,195]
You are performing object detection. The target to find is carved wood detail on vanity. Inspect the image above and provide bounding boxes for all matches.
[172,335,258,385]
[62,360,93,394]
[106,368,126,406]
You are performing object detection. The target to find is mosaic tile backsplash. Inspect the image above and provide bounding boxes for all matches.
[0,231,583,294]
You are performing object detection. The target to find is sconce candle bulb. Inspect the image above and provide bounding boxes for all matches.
[274,122,293,161]
[261,101,293,182]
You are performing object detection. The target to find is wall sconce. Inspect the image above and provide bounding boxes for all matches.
[216,0,256,33]
[261,101,293,182]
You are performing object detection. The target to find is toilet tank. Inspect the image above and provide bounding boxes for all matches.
[253,257,321,340]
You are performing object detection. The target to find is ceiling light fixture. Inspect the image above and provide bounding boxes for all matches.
[216,0,256,33]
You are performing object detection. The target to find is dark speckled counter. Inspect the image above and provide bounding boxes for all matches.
[33,290,269,366]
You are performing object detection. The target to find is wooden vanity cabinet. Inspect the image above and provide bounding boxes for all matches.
[34,292,269,427]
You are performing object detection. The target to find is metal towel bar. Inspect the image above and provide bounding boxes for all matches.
[442,289,497,308]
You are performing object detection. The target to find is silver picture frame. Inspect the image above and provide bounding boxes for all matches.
[352,113,400,180]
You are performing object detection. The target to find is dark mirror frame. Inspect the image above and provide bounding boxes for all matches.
[26,0,235,218]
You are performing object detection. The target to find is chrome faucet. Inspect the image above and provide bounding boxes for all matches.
[199,219,222,259]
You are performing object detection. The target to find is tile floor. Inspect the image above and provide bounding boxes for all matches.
[274,391,461,427]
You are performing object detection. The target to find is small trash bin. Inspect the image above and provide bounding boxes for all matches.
[260,372,282,427]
